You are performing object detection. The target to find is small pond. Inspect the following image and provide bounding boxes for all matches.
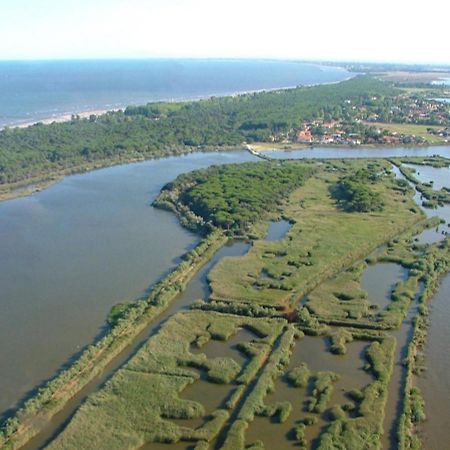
[265,219,293,241]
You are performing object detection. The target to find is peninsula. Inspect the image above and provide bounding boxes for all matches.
[1,73,449,202]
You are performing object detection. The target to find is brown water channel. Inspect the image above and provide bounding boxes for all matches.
[361,259,418,450]
[232,256,417,449]
[361,263,409,311]
[20,241,250,450]
[140,327,259,449]
[245,337,373,449]
[418,274,450,450]
[391,163,450,448]
[382,286,423,450]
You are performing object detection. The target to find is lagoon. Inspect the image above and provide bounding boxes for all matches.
[1,144,450,445]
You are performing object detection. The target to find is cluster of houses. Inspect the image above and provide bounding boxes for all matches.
[364,97,450,126]
[405,99,450,124]
[295,120,427,146]
[265,96,450,147]
[296,121,362,146]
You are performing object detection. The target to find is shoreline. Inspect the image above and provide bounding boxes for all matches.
[8,108,122,130]
[2,142,450,204]
[0,73,356,131]
[250,141,450,153]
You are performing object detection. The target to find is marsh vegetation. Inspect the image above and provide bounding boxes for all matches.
[2,157,449,450]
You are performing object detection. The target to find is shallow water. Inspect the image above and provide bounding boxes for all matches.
[360,263,409,310]
[190,328,256,367]
[20,240,251,450]
[136,326,258,449]
[415,226,448,245]
[391,164,450,244]
[265,219,293,241]
[245,336,372,449]
[382,285,422,450]
[411,165,450,244]
[404,164,450,191]
[263,145,450,160]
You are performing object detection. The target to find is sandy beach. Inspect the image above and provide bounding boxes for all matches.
[7,108,122,130]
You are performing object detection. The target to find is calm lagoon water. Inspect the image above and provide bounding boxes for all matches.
[419,275,450,450]
[0,150,256,417]
[263,145,450,160]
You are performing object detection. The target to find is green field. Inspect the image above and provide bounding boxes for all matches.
[208,160,422,307]
[371,122,447,144]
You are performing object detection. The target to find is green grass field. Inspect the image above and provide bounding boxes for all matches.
[208,160,422,307]
[371,122,447,144]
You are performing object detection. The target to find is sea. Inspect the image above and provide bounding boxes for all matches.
[0,59,351,128]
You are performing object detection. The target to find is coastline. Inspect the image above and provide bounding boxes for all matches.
[9,108,121,130]
[0,72,356,132]
[1,71,448,206]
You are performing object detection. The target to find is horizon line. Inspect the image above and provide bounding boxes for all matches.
[0,56,449,67]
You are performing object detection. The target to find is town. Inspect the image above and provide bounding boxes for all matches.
[270,95,450,146]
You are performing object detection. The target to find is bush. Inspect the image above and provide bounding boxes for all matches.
[286,363,311,387]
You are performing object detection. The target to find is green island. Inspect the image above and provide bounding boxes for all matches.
[1,153,449,449]
[1,73,449,202]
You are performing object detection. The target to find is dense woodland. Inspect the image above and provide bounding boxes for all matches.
[154,162,314,231]
[0,76,395,186]
[332,166,385,212]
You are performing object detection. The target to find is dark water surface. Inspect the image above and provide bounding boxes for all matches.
[19,239,251,450]
[361,263,409,310]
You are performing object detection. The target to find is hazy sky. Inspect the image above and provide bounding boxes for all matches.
[1,0,449,64]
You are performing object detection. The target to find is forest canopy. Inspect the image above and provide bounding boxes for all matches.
[0,76,395,186]
[154,161,314,231]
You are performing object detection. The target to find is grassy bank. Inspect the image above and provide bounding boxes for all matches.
[367,123,446,144]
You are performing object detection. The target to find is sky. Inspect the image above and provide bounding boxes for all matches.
[0,0,449,64]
